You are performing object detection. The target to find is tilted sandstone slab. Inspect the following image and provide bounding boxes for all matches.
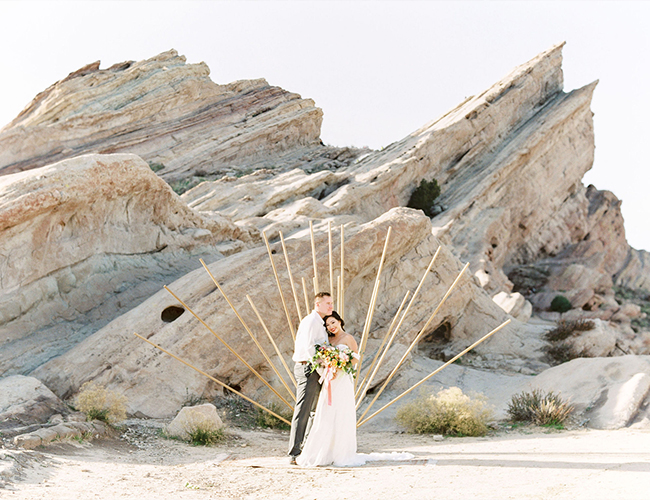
[321,44,563,216]
[33,208,521,418]
[0,154,251,376]
[615,248,650,292]
[0,50,323,182]
[320,43,599,297]
[184,168,344,220]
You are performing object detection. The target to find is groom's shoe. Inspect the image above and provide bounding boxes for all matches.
[289,455,298,465]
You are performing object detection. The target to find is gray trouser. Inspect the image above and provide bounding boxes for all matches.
[287,362,321,456]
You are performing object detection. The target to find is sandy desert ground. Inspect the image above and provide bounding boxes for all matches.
[2,420,650,500]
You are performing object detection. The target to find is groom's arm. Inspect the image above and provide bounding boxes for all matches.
[293,313,321,362]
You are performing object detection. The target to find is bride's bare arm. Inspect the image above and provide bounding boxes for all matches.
[343,334,360,366]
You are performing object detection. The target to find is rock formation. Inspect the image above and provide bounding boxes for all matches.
[0,50,336,184]
[0,153,251,376]
[0,44,648,430]
[0,375,69,433]
[182,42,649,346]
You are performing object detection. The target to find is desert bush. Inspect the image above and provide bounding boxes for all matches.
[545,319,595,342]
[550,295,572,313]
[255,403,292,430]
[507,389,574,426]
[75,381,127,424]
[395,387,492,436]
[407,179,441,218]
[187,425,224,446]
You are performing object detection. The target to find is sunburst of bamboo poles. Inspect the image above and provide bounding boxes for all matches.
[134,220,508,431]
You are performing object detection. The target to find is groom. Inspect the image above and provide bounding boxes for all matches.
[288,291,333,464]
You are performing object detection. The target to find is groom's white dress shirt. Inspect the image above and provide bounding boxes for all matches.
[292,310,328,362]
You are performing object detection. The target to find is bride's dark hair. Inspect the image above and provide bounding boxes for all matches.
[323,311,345,337]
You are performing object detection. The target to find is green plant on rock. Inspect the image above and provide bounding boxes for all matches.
[407,179,441,218]
[507,389,574,426]
[550,295,572,313]
[395,387,492,436]
[75,381,127,425]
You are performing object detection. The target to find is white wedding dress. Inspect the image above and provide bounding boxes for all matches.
[297,345,413,467]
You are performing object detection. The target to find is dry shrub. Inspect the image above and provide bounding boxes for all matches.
[544,319,596,364]
[396,387,492,436]
[75,381,127,424]
[507,389,574,426]
[545,319,595,342]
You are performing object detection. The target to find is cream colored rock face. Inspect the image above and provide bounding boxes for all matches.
[0,154,252,376]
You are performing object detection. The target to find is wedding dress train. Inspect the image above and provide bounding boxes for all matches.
[297,346,413,467]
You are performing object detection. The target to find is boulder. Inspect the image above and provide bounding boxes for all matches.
[492,292,532,322]
[526,356,650,429]
[166,403,224,440]
[0,375,69,432]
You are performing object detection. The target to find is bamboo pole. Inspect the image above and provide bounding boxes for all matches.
[262,232,296,341]
[328,221,334,298]
[336,275,341,312]
[165,283,293,411]
[355,227,392,391]
[312,277,317,297]
[357,319,512,427]
[358,227,392,355]
[134,333,291,425]
[247,295,297,388]
[354,278,380,393]
[302,277,310,314]
[355,248,441,406]
[356,261,470,424]
[310,221,319,293]
[355,290,410,401]
[340,224,345,318]
[279,231,303,322]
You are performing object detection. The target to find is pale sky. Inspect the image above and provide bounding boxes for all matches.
[1,1,648,251]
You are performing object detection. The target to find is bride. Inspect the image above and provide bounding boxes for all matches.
[296,311,362,467]
[297,311,412,467]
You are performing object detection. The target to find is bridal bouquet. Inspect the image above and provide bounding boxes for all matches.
[310,344,357,405]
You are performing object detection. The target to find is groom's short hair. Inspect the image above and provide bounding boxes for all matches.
[314,292,331,303]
